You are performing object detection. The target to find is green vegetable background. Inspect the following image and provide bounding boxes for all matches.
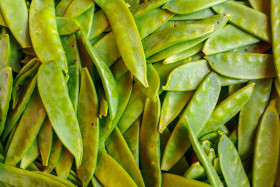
[0,0,279,186]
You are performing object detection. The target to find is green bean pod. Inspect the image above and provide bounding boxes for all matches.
[76,68,99,186]
[253,99,280,187]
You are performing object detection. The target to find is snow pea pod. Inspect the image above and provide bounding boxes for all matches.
[130,0,171,18]
[218,134,250,187]
[95,0,148,87]
[0,0,31,48]
[212,1,271,42]
[0,163,69,187]
[106,127,145,187]
[205,53,276,79]
[75,4,94,38]
[164,42,203,64]
[79,31,118,120]
[92,176,103,187]
[249,0,270,15]
[238,79,272,160]
[0,8,6,27]
[96,84,108,118]
[163,0,227,14]
[37,60,83,166]
[20,138,40,169]
[30,0,68,73]
[161,73,221,171]
[162,173,211,187]
[143,23,214,58]
[147,14,230,63]
[55,0,73,17]
[140,97,161,187]
[95,150,137,187]
[34,172,77,187]
[5,90,46,166]
[185,119,223,187]
[158,91,193,133]
[163,60,211,91]
[199,83,255,137]
[88,10,109,40]
[203,24,260,55]
[93,32,120,68]
[118,83,146,134]
[61,34,81,66]
[43,135,63,173]
[228,42,271,53]
[135,8,174,39]
[136,64,160,101]
[76,68,99,186]
[55,148,73,179]
[123,118,140,166]
[218,75,248,86]
[38,118,53,166]
[2,74,37,142]
[184,162,206,180]
[171,8,214,20]
[272,0,280,85]
[253,99,280,187]
[64,0,94,18]
[0,34,21,73]
[56,17,80,36]
[0,67,12,136]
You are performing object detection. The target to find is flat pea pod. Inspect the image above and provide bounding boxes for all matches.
[2,74,37,142]
[130,0,172,18]
[95,0,148,87]
[106,127,145,187]
[38,118,53,166]
[118,83,146,134]
[0,67,12,136]
[140,97,161,187]
[218,75,248,86]
[162,0,227,14]
[43,135,63,173]
[143,23,214,58]
[33,171,77,187]
[205,53,276,79]
[185,119,223,187]
[272,0,280,85]
[30,0,68,73]
[56,17,80,36]
[161,72,221,171]
[61,34,81,66]
[228,42,271,53]
[63,0,94,18]
[0,0,31,48]
[20,138,40,169]
[67,62,80,112]
[88,10,109,40]
[171,8,214,21]
[164,42,203,64]
[95,150,137,187]
[147,14,230,63]
[110,58,129,80]
[162,60,211,91]
[37,60,83,166]
[199,83,255,137]
[76,68,99,186]
[75,4,94,38]
[123,118,140,166]
[135,8,174,39]
[55,0,73,17]
[0,34,21,73]
[238,79,272,160]
[203,24,260,55]
[5,90,46,166]
[218,134,250,187]
[184,162,206,180]
[0,163,70,187]
[212,1,271,42]
[253,99,280,187]
[162,173,211,187]
[136,64,160,102]
[55,148,73,179]
[158,91,193,133]
[79,31,118,120]
[249,0,270,15]
[99,72,133,143]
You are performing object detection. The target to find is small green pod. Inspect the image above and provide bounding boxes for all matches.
[38,118,53,166]
[75,4,95,38]
[140,97,161,187]
[61,35,81,67]
[253,99,280,187]
[55,148,73,179]
[171,8,215,20]
[96,84,108,118]
[205,53,276,79]
[0,67,13,136]
[201,140,212,155]
[184,162,206,180]
[63,0,94,18]
[33,171,76,187]
[218,134,250,187]
[163,173,211,187]
[76,68,99,186]
[88,10,109,40]
[228,42,271,53]
[56,17,80,36]
[20,138,40,169]
[55,0,73,17]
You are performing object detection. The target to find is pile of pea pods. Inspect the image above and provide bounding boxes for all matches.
[0,0,280,186]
